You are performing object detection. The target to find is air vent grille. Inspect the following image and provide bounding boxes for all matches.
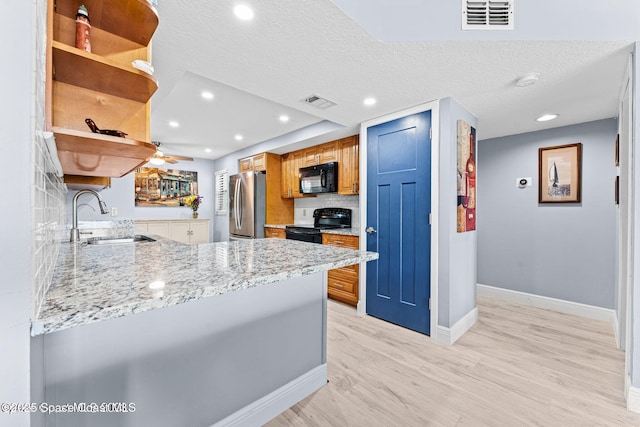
[301,94,337,110]
[462,0,514,30]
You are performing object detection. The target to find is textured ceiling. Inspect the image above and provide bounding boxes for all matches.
[150,0,633,160]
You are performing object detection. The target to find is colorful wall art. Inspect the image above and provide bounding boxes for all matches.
[135,167,199,207]
[457,120,476,232]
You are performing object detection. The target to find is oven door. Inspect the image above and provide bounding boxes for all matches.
[285,229,322,244]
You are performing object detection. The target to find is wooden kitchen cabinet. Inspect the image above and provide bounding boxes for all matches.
[302,141,339,166]
[239,152,294,222]
[46,0,158,179]
[264,227,286,239]
[239,153,267,172]
[281,150,309,199]
[135,219,209,244]
[337,135,359,195]
[63,175,111,191]
[322,233,360,306]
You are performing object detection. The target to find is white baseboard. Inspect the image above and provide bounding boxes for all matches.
[214,364,327,427]
[477,284,615,323]
[613,310,621,349]
[437,307,478,346]
[626,374,640,414]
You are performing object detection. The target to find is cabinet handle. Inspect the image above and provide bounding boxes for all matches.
[333,282,344,288]
[333,240,345,245]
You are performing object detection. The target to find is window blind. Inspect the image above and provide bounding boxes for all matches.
[215,169,229,215]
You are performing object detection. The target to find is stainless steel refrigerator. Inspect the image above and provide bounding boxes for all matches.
[229,171,266,240]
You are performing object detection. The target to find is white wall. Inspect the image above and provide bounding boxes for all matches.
[2,1,39,425]
[631,42,640,390]
[330,0,640,42]
[477,119,617,309]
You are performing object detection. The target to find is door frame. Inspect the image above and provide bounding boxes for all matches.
[358,99,440,339]
[619,54,633,395]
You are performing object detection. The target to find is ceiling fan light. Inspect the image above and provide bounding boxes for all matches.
[150,150,165,165]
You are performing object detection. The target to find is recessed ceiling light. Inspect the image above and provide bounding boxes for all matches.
[234,4,254,20]
[205,148,212,153]
[234,134,243,141]
[536,114,559,122]
[279,115,289,123]
[201,91,214,100]
[363,97,376,106]
[515,73,540,87]
[169,121,179,128]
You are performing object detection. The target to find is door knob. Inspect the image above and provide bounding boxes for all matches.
[365,227,376,234]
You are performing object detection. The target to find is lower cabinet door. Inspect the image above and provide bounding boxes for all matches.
[147,222,170,238]
[189,221,210,244]
[264,227,286,238]
[327,268,358,307]
[169,222,191,244]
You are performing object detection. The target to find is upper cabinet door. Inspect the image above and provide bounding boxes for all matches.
[338,136,359,195]
[302,141,338,166]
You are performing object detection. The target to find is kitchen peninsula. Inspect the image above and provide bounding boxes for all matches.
[31,237,377,427]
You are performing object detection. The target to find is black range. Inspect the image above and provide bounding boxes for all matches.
[285,208,352,244]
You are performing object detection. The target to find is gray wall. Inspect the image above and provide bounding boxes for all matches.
[437,98,478,328]
[477,119,617,308]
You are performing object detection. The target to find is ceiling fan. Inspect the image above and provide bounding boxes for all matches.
[149,142,194,165]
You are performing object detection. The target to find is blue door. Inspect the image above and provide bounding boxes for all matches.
[366,111,431,335]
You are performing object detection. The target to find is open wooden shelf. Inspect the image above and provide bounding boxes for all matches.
[64,175,111,191]
[53,127,155,177]
[52,41,157,103]
[53,0,158,46]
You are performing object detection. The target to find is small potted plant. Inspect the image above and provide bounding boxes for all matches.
[185,195,202,218]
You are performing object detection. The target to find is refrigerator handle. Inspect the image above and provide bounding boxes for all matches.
[234,179,241,230]
[238,181,243,228]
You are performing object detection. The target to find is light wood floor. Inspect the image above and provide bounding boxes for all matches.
[267,295,640,426]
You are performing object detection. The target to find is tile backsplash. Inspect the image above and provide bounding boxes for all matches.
[294,194,360,228]
[32,0,67,320]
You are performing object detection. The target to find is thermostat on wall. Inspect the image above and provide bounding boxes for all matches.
[517,177,532,188]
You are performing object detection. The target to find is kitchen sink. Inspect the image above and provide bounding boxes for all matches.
[86,235,156,245]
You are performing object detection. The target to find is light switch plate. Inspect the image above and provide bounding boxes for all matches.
[111,207,119,217]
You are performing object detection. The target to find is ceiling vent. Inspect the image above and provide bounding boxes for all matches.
[462,0,514,30]
[301,94,337,110]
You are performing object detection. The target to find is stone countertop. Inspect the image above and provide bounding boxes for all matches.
[264,224,360,237]
[32,237,377,336]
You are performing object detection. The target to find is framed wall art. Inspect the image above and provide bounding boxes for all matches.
[538,143,582,203]
[457,120,476,232]
[135,167,199,207]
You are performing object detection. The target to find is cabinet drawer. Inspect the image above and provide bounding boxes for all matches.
[328,271,357,294]
[322,233,358,249]
[333,263,359,276]
[264,227,285,239]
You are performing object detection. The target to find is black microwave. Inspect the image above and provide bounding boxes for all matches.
[299,162,338,194]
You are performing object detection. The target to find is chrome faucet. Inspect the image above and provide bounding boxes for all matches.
[70,189,109,242]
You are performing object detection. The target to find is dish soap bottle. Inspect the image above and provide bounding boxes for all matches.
[75,5,91,53]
